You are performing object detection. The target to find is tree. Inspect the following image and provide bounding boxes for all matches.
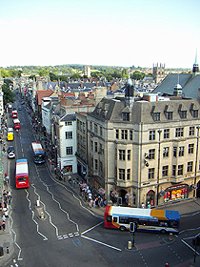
[2,80,15,105]
[130,71,145,80]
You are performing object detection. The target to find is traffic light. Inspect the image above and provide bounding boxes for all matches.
[129,222,136,233]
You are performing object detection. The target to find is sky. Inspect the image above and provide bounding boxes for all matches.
[0,0,200,68]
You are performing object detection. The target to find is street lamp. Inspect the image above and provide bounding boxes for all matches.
[156,129,162,206]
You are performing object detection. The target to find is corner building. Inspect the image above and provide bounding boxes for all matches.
[87,95,200,207]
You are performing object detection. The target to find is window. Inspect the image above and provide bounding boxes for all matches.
[179,110,187,119]
[148,149,155,160]
[94,142,98,152]
[129,130,133,140]
[119,150,125,160]
[191,110,198,118]
[188,144,194,154]
[175,127,184,137]
[173,147,177,157]
[121,130,128,140]
[90,122,93,131]
[152,112,160,121]
[148,168,155,179]
[127,169,131,180]
[116,129,119,139]
[119,169,125,180]
[162,166,168,177]
[178,164,183,175]
[165,112,173,120]
[178,146,184,157]
[163,147,169,158]
[122,112,130,121]
[172,165,176,176]
[66,147,73,155]
[189,126,195,136]
[164,129,170,139]
[187,161,193,172]
[127,150,131,160]
[65,131,72,139]
[65,121,72,126]
[94,123,98,134]
[149,130,155,141]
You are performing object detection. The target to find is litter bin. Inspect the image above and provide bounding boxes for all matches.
[128,241,132,250]
[0,246,4,256]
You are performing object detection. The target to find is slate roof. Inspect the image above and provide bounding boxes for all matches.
[153,73,200,99]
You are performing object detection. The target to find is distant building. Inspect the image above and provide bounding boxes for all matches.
[152,63,166,84]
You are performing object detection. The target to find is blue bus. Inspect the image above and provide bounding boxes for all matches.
[31,142,46,164]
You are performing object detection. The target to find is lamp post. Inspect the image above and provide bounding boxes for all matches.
[156,129,162,206]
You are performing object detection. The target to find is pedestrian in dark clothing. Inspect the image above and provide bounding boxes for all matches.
[2,221,5,231]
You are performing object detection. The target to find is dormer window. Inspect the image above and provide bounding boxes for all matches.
[165,111,173,120]
[179,110,187,119]
[191,109,198,118]
[122,112,130,121]
[152,112,160,121]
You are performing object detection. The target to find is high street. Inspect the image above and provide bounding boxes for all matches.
[0,95,200,267]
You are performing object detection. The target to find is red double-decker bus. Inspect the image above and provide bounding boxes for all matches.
[15,158,30,189]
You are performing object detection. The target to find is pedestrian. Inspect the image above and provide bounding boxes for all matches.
[141,202,145,208]
[2,220,5,231]
[7,191,12,205]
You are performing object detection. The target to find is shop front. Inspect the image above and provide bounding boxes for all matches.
[163,184,189,203]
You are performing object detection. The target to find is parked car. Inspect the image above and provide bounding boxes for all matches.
[7,146,15,159]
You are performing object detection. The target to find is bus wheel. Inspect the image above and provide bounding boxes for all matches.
[160,229,167,234]
[120,226,126,231]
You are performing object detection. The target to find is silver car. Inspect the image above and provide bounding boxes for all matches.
[7,146,15,159]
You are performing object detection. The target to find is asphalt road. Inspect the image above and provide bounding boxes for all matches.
[3,95,200,267]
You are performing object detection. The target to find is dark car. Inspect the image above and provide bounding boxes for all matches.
[7,146,15,159]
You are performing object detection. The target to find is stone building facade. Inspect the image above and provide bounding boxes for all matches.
[85,96,200,207]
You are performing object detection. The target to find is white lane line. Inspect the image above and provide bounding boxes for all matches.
[181,239,200,255]
[25,189,48,240]
[10,205,23,261]
[32,184,59,237]
[35,166,80,235]
[81,221,103,235]
[81,235,122,252]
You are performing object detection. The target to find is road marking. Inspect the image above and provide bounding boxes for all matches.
[25,189,48,241]
[81,221,103,235]
[81,235,122,252]
[181,239,200,255]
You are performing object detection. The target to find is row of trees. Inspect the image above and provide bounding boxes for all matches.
[1,79,15,105]
[1,65,148,82]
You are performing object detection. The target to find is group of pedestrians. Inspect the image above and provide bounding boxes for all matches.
[0,189,12,232]
[79,181,106,208]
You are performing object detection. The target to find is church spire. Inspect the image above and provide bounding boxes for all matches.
[192,49,199,75]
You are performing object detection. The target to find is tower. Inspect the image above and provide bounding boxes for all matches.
[153,63,166,84]
[192,49,199,75]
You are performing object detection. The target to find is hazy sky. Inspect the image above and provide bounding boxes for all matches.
[0,0,200,68]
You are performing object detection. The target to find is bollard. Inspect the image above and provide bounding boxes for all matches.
[128,241,132,250]
[169,233,173,241]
